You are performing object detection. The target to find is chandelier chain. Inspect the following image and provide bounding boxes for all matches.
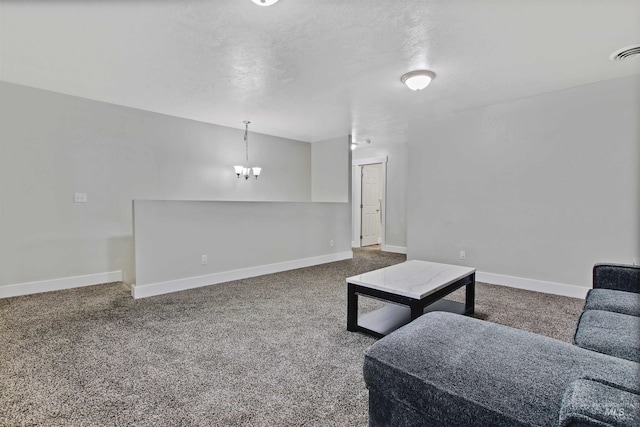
[244,121,250,163]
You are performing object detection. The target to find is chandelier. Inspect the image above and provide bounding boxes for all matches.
[234,121,261,180]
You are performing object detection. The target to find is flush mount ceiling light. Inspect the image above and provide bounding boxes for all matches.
[251,0,279,6]
[234,121,261,180]
[400,70,436,91]
[610,44,640,61]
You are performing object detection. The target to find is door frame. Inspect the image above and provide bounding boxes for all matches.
[352,156,388,248]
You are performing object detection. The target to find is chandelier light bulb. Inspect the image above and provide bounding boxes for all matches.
[401,70,436,91]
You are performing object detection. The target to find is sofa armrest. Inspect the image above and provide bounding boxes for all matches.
[559,378,639,426]
[593,264,640,293]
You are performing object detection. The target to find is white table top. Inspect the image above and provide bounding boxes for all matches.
[346,260,475,299]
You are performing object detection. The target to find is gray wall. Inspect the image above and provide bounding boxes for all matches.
[0,82,312,286]
[311,136,349,202]
[133,200,351,295]
[353,143,408,249]
[407,75,640,288]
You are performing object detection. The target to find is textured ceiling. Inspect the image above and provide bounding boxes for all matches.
[1,1,639,145]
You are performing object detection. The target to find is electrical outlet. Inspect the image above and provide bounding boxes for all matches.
[459,250,466,260]
[633,257,640,266]
[330,240,334,247]
[201,254,208,265]
[74,193,87,203]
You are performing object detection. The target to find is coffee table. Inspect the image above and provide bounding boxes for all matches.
[346,260,476,338]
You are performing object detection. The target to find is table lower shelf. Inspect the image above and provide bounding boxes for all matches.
[357,299,467,337]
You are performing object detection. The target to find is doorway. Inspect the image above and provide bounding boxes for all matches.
[352,156,387,249]
[361,164,383,247]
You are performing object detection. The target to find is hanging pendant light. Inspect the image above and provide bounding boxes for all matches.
[234,121,261,180]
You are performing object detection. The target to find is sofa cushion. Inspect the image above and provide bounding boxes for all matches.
[559,378,640,426]
[364,312,640,427]
[584,289,640,317]
[574,310,640,362]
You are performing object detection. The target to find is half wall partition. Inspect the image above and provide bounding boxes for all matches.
[132,200,352,298]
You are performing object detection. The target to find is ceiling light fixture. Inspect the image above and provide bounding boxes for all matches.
[401,70,436,91]
[610,44,640,61]
[234,121,261,180]
[251,0,279,6]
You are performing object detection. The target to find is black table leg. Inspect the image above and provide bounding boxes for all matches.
[410,301,423,321]
[347,283,358,331]
[465,273,475,315]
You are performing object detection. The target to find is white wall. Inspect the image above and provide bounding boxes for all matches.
[0,135,4,286]
[132,200,352,298]
[311,136,349,202]
[353,143,408,249]
[407,76,640,289]
[0,82,312,288]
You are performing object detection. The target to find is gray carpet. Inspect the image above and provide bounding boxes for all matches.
[0,249,585,426]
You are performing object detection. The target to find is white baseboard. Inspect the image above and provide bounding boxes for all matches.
[352,240,360,248]
[475,271,589,299]
[131,251,354,299]
[381,245,407,254]
[0,271,123,299]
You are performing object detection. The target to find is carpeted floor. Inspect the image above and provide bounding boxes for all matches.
[0,249,585,426]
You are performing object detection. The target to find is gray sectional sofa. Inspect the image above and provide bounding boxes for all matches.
[363,264,640,426]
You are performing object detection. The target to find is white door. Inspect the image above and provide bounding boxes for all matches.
[361,164,382,246]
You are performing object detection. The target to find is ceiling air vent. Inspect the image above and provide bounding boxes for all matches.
[610,45,640,61]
